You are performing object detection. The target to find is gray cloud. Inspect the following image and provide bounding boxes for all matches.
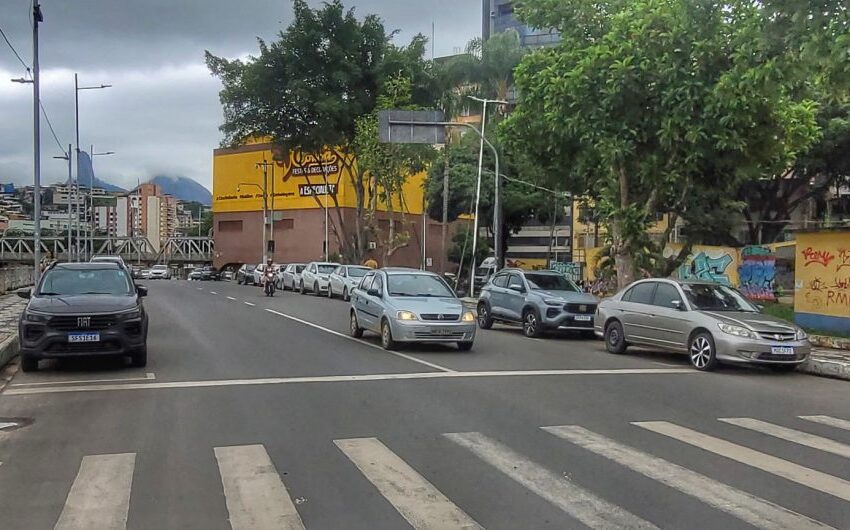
[0,0,479,190]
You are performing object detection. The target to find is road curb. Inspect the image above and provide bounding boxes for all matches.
[0,334,20,393]
[809,334,850,351]
[798,357,850,381]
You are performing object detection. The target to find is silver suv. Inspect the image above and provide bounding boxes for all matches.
[594,278,810,371]
[477,269,599,338]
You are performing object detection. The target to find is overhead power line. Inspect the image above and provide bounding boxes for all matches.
[0,23,31,72]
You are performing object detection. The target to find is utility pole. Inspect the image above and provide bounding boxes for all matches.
[441,145,450,273]
[255,160,275,264]
[32,2,43,281]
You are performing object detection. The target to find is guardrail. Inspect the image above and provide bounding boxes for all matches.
[0,236,214,264]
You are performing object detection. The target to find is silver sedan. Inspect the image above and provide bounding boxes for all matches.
[594,278,810,371]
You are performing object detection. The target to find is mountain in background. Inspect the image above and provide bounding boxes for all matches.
[147,176,212,205]
[65,176,126,193]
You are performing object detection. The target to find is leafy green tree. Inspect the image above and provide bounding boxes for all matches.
[505,0,844,288]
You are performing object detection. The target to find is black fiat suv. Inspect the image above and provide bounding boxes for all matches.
[18,262,148,372]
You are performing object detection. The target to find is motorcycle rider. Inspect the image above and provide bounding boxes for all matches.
[263,258,276,296]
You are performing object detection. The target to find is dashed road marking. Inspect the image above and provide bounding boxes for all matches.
[227,296,236,301]
[244,301,255,307]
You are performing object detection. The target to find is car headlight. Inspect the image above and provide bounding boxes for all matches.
[462,311,475,322]
[717,323,755,339]
[543,299,565,306]
[118,308,142,320]
[24,311,50,323]
[396,310,418,321]
[795,329,808,340]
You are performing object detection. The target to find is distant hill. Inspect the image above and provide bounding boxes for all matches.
[66,176,126,193]
[147,176,212,205]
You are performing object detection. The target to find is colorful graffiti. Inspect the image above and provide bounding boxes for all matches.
[738,246,776,301]
[550,261,583,283]
[678,250,735,285]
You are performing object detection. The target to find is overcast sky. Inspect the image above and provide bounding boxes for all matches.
[0,0,480,191]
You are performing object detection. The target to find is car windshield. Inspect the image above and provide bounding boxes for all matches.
[525,273,580,292]
[295,265,305,273]
[475,267,491,276]
[152,265,167,271]
[318,264,337,273]
[683,283,758,312]
[245,265,256,272]
[387,274,454,297]
[348,267,369,278]
[38,268,133,296]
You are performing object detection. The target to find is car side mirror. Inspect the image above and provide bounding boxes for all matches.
[368,287,381,297]
[671,299,684,310]
[136,285,148,297]
[509,283,525,293]
[17,288,31,299]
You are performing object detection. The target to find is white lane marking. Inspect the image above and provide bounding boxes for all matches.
[12,373,155,387]
[227,296,237,301]
[244,301,256,307]
[210,291,218,295]
[2,368,696,396]
[720,417,850,459]
[335,437,482,530]
[0,422,16,430]
[800,415,850,432]
[263,308,455,373]
[446,432,656,529]
[543,425,831,530]
[196,287,203,290]
[215,445,305,530]
[634,421,850,502]
[54,453,136,530]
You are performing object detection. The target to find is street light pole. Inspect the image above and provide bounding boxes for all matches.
[74,74,111,261]
[88,147,114,259]
[238,181,268,264]
[31,2,43,281]
[467,96,507,297]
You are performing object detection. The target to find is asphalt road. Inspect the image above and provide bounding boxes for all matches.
[0,279,848,529]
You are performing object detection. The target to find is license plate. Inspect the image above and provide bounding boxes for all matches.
[574,315,592,322]
[68,332,100,343]
[771,346,794,355]
[430,328,455,335]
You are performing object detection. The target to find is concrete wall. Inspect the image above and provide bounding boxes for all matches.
[0,266,33,294]
[794,229,850,335]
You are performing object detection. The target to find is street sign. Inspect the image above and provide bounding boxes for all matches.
[378,110,446,145]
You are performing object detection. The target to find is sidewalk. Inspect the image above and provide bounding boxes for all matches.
[0,293,25,364]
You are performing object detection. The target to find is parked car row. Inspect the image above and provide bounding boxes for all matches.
[232,258,812,372]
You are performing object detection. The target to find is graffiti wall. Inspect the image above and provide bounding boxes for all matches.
[738,245,777,301]
[667,245,739,286]
[550,261,583,283]
[794,229,850,335]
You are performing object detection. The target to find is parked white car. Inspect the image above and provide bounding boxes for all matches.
[251,263,268,286]
[148,264,170,279]
[299,261,340,295]
[328,265,371,300]
[280,263,305,291]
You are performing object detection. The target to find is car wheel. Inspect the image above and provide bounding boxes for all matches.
[350,311,363,338]
[343,288,350,302]
[299,281,306,295]
[477,302,494,329]
[522,308,543,338]
[689,332,718,371]
[604,320,627,354]
[314,282,321,296]
[457,341,474,351]
[131,346,147,368]
[380,319,395,350]
[20,354,38,372]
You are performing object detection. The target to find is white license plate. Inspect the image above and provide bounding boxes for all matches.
[68,333,100,343]
[430,328,455,336]
[771,346,794,355]
[574,315,592,322]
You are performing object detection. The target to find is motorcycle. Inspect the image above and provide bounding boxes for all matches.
[263,270,276,297]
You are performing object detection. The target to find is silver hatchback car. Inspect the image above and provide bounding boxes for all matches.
[349,268,477,350]
[594,278,810,371]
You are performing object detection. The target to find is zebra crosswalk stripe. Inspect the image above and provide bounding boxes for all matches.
[800,415,850,432]
[445,432,657,529]
[720,417,850,459]
[634,421,850,502]
[214,444,305,530]
[542,425,832,530]
[54,453,136,530]
[334,437,483,530]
